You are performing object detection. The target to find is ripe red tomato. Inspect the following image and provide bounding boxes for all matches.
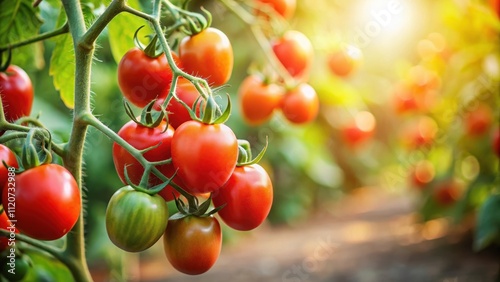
[464,103,492,136]
[491,0,500,18]
[112,120,179,201]
[163,215,222,275]
[493,129,500,157]
[255,0,296,19]
[239,75,284,125]
[433,180,461,206]
[154,78,200,129]
[2,164,80,240]
[341,111,376,147]
[179,28,233,87]
[272,30,314,78]
[117,48,180,108]
[0,65,34,122]
[402,116,438,149]
[0,145,18,201]
[410,160,435,188]
[281,83,319,124]
[327,46,362,77]
[0,209,17,251]
[171,120,238,194]
[213,164,273,231]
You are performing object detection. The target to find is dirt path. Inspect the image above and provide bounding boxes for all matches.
[131,188,499,282]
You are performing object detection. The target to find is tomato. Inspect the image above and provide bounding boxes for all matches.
[18,249,74,282]
[117,48,180,108]
[213,164,273,231]
[410,160,435,189]
[112,120,179,201]
[491,0,500,18]
[154,77,200,129]
[179,28,233,87]
[341,111,376,147]
[0,254,30,281]
[1,164,80,241]
[433,180,461,206]
[255,0,296,19]
[163,215,222,275]
[106,186,168,252]
[239,75,284,125]
[0,65,33,122]
[327,46,362,77]
[281,83,319,124]
[0,209,17,252]
[171,120,238,194]
[0,144,18,202]
[402,116,438,149]
[271,30,314,78]
[464,103,492,136]
[493,129,500,157]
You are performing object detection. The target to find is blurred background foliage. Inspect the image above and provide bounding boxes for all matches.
[8,0,499,276]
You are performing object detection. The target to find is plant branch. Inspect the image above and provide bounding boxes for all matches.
[0,23,69,52]
[81,0,126,46]
[0,229,64,261]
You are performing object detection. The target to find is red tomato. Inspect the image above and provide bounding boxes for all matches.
[410,160,435,189]
[0,210,18,251]
[0,145,18,202]
[179,28,233,87]
[392,84,420,114]
[464,103,492,136]
[112,120,179,201]
[213,164,273,231]
[433,180,461,206]
[0,65,34,122]
[341,111,376,147]
[327,46,362,77]
[402,116,438,149]
[281,83,319,124]
[239,75,284,125]
[171,120,238,194]
[163,216,222,275]
[493,129,500,157]
[2,164,80,240]
[117,48,180,108]
[272,30,314,78]
[491,0,500,18]
[255,0,296,19]
[154,78,200,129]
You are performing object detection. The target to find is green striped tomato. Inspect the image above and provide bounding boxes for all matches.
[106,186,168,252]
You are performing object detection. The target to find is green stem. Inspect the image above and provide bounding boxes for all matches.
[81,0,126,46]
[0,229,64,262]
[0,23,69,52]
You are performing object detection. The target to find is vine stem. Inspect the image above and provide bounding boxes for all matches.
[0,229,64,262]
[0,23,69,52]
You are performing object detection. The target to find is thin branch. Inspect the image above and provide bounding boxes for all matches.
[0,229,63,261]
[0,23,69,52]
[81,0,126,46]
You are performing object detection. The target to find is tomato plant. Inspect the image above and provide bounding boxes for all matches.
[255,0,296,19]
[213,164,273,231]
[105,186,168,252]
[163,215,222,275]
[239,74,284,125]
[2,164,80,241]
[112,119,179,201]
[171,120,238,194]
[271,30,314,79]
[117,48,179,108]
[0,254,30,281]
[179,27,234,87]
[0,65,33,122]
[280,83,319,124]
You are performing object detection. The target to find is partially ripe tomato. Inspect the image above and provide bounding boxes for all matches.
[272,30,314,78]
[493,129,500,157]
[410,160,435,188]
[0,144,18,202]
[171,120,238,194]
[341,111,376,147]
[255,0,296,19]
[327,46,362,77]
[213,164,273,231]
[433,180,462,206]
[112,120,179,201]
[239,75,284,125]
[179,28,233,86]
[163,216,222,275]
[2,164,80,240]
[464,103,492,136]
[281,83,319,124]
[117,48,180,108]
[0,65,34,122]
[154,78,200,129]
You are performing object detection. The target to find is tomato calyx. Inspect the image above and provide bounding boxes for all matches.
[132,26,163,58]
[0,49,12,73]
[236,138,268,166]
[122,161,176,196]
[184,94,231,125]
[17,128,52,172]
[170,183,224,220]
[163,0,213,36]
[124,99,166,129]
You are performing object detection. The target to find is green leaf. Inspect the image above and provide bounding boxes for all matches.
[108,0,150,63]
[474,194,500,251]
[49,31,75,108]
[0,0,44,68]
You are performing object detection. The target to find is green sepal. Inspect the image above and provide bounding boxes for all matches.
[212,94,232,124]
[236,137,269,166]
[0,48,12,73]
[123,100,166,129]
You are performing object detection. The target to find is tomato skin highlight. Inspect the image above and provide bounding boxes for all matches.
[112,120,179,201]
[2,164,80,241]
[272,30,314,78]
[117,48,179,108]
[171,120,238,194]
[213,164,273,231]
[281,83,319,124]
[106,186,169,252]
[0,65,34,122]
[239,75,284,125]
[179,28,233,87]
[163,215,222,275]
